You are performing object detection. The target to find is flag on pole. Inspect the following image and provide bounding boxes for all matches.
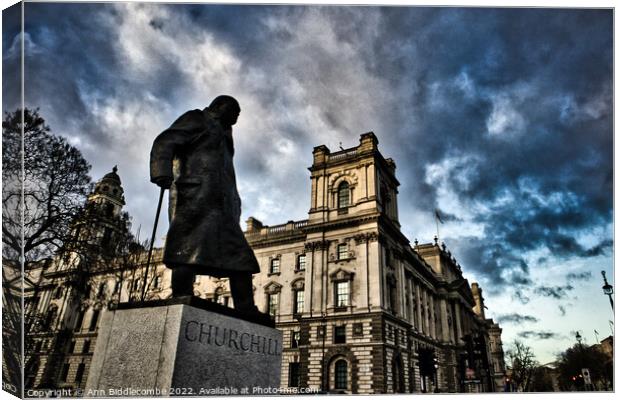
[594,329,599,335]
[434,209,443,243]
[434,209,444,224]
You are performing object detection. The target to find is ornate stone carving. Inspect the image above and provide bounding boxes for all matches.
[291,278,305,290]
[330,268,354,282]
[305,240,330,251]
[353,232,379,245]
[264,281,282,294]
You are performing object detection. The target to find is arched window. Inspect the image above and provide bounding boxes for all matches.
[264,282,282,317]
[291,279,305,315]
[337,181,350,209]
[334,360,348,390]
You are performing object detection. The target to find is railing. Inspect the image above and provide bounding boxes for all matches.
[294,220,308,229]
[246,219,309,237]
[267,224,287,233]
[328,148,357,161]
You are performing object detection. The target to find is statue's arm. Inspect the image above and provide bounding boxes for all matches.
[150,110,203,186]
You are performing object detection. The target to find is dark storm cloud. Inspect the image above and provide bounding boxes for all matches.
[497,313,539,325]
[534,285,574,300]
[518,331,562,340]
[369,8,611,294]
[512,290,531,305]
[565,271,593,283]
[3,4,611,299]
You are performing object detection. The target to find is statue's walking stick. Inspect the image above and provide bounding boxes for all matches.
[141,187,165,301]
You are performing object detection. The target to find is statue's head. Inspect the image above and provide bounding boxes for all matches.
[208,95,240,127]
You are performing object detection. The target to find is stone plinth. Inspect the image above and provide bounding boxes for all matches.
[85,296,282,396]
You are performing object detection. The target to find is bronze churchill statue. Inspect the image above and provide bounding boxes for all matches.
[150,95,259,312]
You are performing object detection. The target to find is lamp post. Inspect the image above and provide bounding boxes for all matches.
[601,271,614,311]
[574,331,588,391]
[294,313,304,389]
[319,312,327,393]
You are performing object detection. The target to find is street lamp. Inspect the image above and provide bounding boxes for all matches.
[601,271,614,311]
[575,331,582,346]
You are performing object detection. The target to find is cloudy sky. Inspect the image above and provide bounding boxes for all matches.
[2,3,613,362]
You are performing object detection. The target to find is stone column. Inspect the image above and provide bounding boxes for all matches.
[439,299,450,343]
[454,302,463,343]
[422,289,428,336]
[398,261,406,318]
[429,294,436,340]
[415,282,422,333]
[367,164,376,199]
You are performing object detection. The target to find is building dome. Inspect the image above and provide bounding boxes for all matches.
[92,165,125,206]
[101,165,121,185]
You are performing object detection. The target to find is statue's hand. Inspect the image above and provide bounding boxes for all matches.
[152,176,173,189]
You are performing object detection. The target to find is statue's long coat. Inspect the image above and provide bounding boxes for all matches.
[150,109,259,277]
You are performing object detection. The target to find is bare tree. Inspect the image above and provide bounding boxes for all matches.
[506,340,538,392]
[2,108,92,265]
[2,108,91,393]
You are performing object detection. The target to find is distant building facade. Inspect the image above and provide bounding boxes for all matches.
[19,133,505,394]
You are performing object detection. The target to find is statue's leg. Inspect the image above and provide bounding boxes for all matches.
[170,265,195,296]
[229,272,257,313]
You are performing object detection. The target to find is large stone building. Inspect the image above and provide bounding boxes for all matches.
[17,133,505,394]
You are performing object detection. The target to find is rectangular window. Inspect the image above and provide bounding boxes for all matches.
[154,275,161,289]
[113,281,122,294]
[268,293,279,317]
[337,244,348,260]
[75,363,85,383]
[335,281,350,307]
[297,254,306,270]
[291,331,300,348]
[74,311,84,332]
[288,362,301,388]
[88,310,100,332]
[68,341,76,354]
[270,258,280,274]
[61,363,70,382]
[82,340,91,354]
[294,290,304,314]
[334,325,346,344]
